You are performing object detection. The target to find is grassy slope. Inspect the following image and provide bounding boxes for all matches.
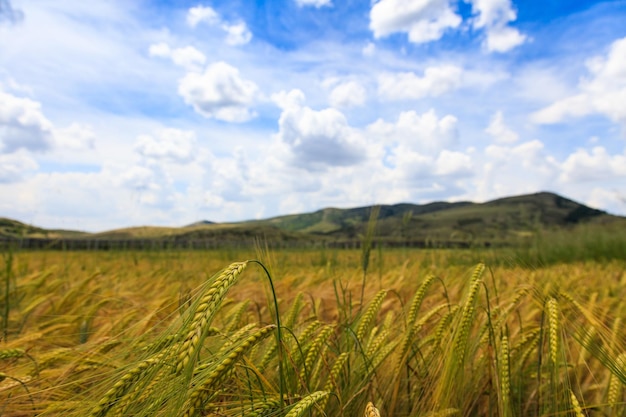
[1,191,622,245]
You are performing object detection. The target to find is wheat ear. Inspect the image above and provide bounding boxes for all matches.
[89,353,163,417]
[0,348,25,360]
[176,261,248,375]
[546,297,559,365]
[183,324,275,417]
[365,401,382,417]
[453,263,484,363]
[284,391,330,417]
[357,290,387,342]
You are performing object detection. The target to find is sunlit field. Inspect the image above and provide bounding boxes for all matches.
[2,248,625,416]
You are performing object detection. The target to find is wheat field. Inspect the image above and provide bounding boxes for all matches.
[1,249,625,416]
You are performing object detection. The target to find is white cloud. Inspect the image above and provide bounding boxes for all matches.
[54,123,95,150]
[485,111,518,144]
[223,21,252,46]
[559,147,626,183]
[469,0,527,52]
[186,5,252,46]
[369,0,462,44]
[134,128,197,164]
[531,36,626,126]
[187,5,220,28]
[274,90,367,170]
[0,90,54,153]
[0,151,37,183]
[478,140,559,198]
[272,88,306,110]
[368,109,458,154]
[178,61,259,122]
[148,43,206,70]
[378,65,463,100]
[295,0,333,8]
[329,81,367,108]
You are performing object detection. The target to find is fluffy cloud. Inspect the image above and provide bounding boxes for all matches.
[178,62,259,122]
[187,5,220,28]
[478,140,559,197]
[531,36,626,126]
[469,0,527,52]
[0,90,54,153]
[186,5,252,46]
[148,43,206,70]
[485,111,518,144]
[295,0,333,7]
[134,128,197,164]
[378,65,463,100]
[329,81,367,108]
[370,0,462,44]
[223,22,253,46]
[369,0,524,51]
[559,147,626,183]
[368,109,458,154]
[1,90,96,154]
[274,89,367,170]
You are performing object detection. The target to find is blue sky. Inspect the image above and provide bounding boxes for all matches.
[1,0,625,232]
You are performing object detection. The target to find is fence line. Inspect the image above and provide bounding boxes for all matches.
[0,237,493,251]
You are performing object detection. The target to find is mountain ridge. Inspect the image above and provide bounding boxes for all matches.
[1,191,622,246]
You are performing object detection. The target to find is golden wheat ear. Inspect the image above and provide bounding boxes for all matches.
[365,401,381,417]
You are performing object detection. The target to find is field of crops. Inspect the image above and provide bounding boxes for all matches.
[1,248,625,416]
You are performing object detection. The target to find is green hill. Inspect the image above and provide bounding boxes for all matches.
[1,191,623,248]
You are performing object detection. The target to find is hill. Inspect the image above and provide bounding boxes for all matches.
[1,191,623,248]
[247,191,616,244]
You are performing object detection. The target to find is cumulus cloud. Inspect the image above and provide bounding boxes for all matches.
[329,81,367,108]
[531,37,626,126]
[148,43,206,70]
[0,90,54,153]
[485,111,518,144]
[369,109,468,186]
[295,0,333,7]
[187,5,220,28]
[469,0,527,52]
[559,147,626,183]
[273,89,367,170]
[223,21,253,46]
[134,128,197,164]
[186,5,252,46]
[378,65,463,100]
[178,61,258,122]
[1,90,97,154]
[368,109,458,154]
[370,0,461,44]
[478,140,559,198]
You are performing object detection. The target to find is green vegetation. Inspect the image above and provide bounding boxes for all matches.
[2,192,623,249]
